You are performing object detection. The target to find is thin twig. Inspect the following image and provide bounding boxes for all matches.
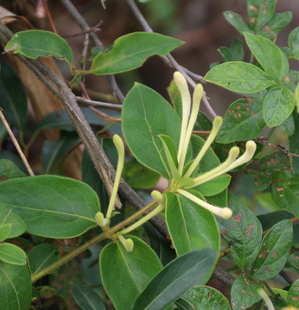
[60,0,125,103]
[0,109,34,176]
[255,137,299,158]
[42,0,58,34]
[63,22,102,38]
[126,0,217,118]
[76,96,122,110]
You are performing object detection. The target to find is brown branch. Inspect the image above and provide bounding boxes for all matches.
[255,136,299,158]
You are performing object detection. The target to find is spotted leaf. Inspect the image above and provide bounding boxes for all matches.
[216,193,263,271]
[231,273,263,310]
[251,219,293,281]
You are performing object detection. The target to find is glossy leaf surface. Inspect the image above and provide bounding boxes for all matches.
[245,32,289,82]
[0,243,27,265]
[122,83,181,178]
[231,273,262,310]
[263,87,295,127]
[132,249,217,310]
[251,219,293,281]
[0,261,32,310]
[182,285,231,310]
[204,61,273,93]
[100,236,162,310]
[216,98,266,143]
[72,283,106,310]
[92,32,183,74]
[217,193,263,271]
[166,192,220,257]
[5,30,73,63]
[0,205,26,239]
[28,244,60,276]
[0,175,100,238]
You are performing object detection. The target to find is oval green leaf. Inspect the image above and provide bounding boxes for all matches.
[245,32,289,82]
[122,83,181,178]
[0,205,26,239]
[91,32,183,75]
[99,236,163,310]
[0,260,32,310]
[204,61,273,93]
[194,174,231,197]
[223,11,253,35]
[289,26,299,60]
[263,87,295,127]
[28,244,60,276]
[251,219,293,281]
[165,191,220,257]
[132,249,217,310]
[231,273,263,310]
[0,224,12,242]
[0,159,27,179]
[0,243,27,265]
[5,30,73,64]
[0,175,100,238]
[181,285,231,310]
[216,193,263,271]
[72,283,106,310]
[216,98,266,143]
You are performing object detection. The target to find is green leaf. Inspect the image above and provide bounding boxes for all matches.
[122,83,181,178]
[5,30,73,64]
[168,79,182,117]
[132,249,217,310]
[28,244,60,276]
[248,151,293,191]
[0,175,100,238]
[263,87,295,127]
[0,159,27,179]
[231,273,263,310]
[194,174,231,197]
[288,248,299,270]
[288,279,299,307]
[0,224,12,242]
[204,61,273,93]
[123,157,160,189]
[244,32,289,82]
[289,27,299,60]
[0,243,27,265]
[247,0,277,31]
[72,283,106,310]
[258,12,292,39]
[0,260,32,310]
[223,11,253,34]
[218,39,244,62]
[256,192,280,212]
[289,103,299,175]
[279,114,295,135]
[271,171,299,218]
[165,192,220,257]
[0,205,26,239]
[206,189,228,208]
[91,32,183,75]
[217,193,263,271]
[0,59,28,131]
[216,98,266,143]
[99,236,163,310]
[41,131,80,173]
[181,285,231,310]
[251,219,293,281]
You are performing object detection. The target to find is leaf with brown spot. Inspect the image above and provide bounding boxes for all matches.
[223,11,253,35]
[271,171,299,218]
[287,279,299,308]
[216,193,263,271]
[216,98,266,144]
[251,219,293,281]
[288,248,299,270]
[231,273,263,310]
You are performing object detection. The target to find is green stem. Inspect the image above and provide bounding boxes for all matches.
[117,203,164,236]
[31,200,157,282]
